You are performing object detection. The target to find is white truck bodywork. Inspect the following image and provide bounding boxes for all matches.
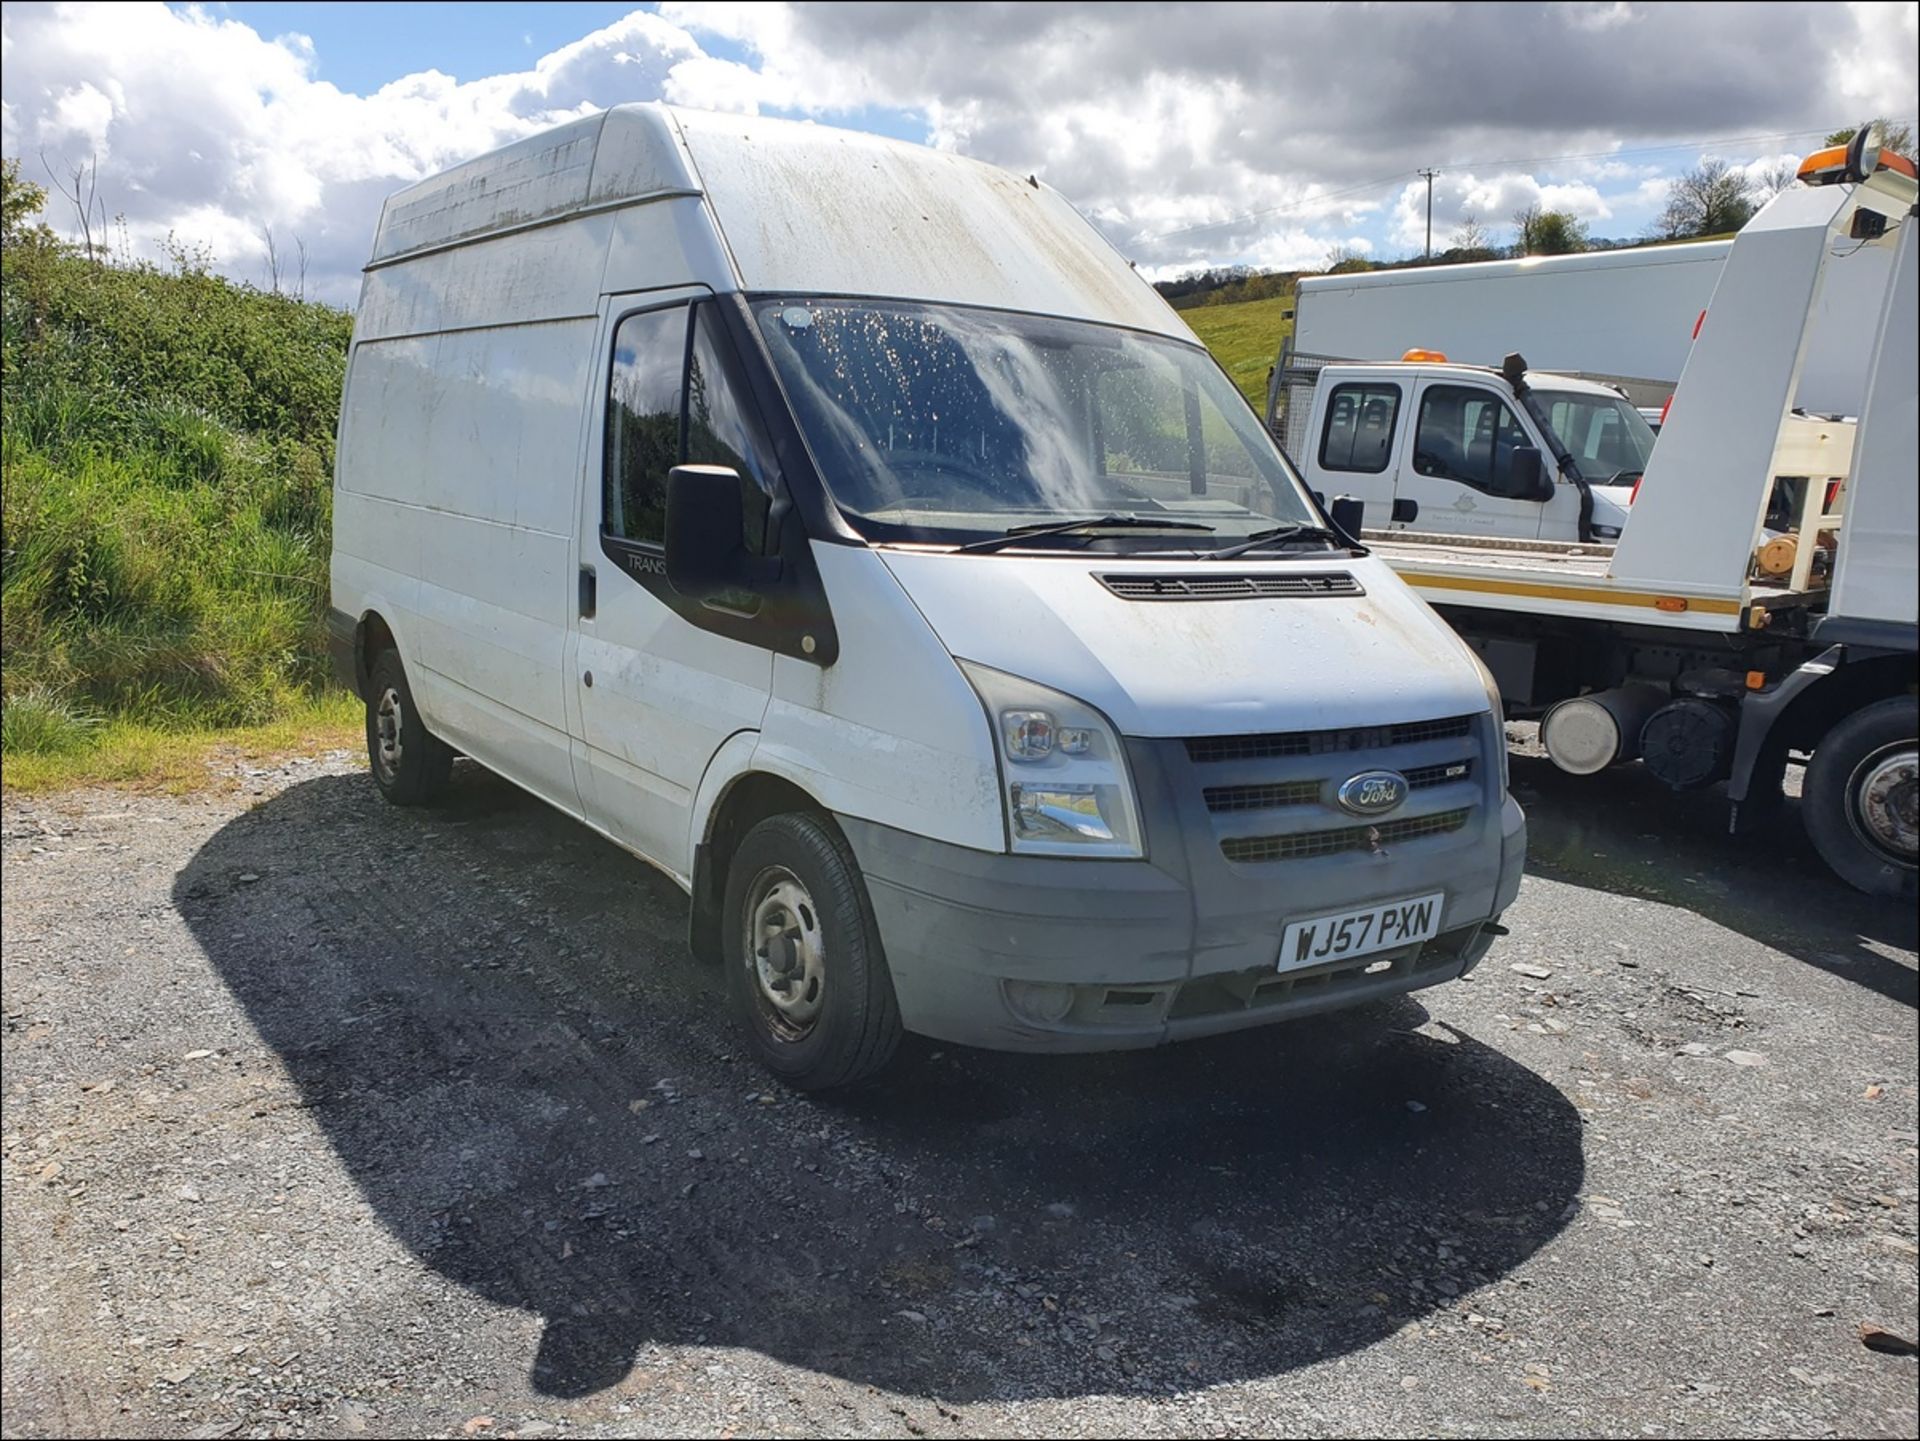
[1291,361,1638,543]
[1358,155,1917,896]
[1273,234,1892,422]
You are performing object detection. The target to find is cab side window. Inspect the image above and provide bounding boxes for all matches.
[1413,385,1531,496]
[605,306,689,546]
[605,302,778,551]
[686,306,779,553]
[1319,382,1400,473]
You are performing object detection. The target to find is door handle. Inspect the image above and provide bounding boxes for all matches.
[578,564,597,619]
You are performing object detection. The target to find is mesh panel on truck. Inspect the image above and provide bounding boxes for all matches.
[1270,351,1347,459]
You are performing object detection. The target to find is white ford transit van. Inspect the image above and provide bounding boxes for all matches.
[329,105,1526,1088]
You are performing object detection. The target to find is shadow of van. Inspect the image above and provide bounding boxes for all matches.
[173,768,1582,1401]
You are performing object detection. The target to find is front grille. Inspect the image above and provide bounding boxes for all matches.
[1187,715,1474,764]
[1406,758,1473,789]
[1203,758,1472,814]
[1203,779,1320,812]
[1099,572,1363,602]
[1221,808,1472,864]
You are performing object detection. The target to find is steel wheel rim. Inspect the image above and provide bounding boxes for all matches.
[1848,741,1918,865]
[374,686,404,784]
[743,865,826,1041]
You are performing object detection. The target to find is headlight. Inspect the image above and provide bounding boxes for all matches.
[1589,523,1623,540]
[1466,647,1510,793]
[958,660,1143,858]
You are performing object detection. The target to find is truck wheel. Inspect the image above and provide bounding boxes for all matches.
[364,649,455,806]
[1803,697,1918,899]
[723,813,902,1090]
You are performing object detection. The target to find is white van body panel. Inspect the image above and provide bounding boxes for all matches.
[670,110,1184,342]
[878,551,1491,739]
[754,545,1004,854]
[333,313,596,812]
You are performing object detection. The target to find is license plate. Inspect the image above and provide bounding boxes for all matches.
[1279,892,1445,972]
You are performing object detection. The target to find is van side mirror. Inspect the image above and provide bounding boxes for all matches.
[1328,495,1364,543]
[1390,497,1419,525]
[1506,446,1553,502]
[665,464,780,602]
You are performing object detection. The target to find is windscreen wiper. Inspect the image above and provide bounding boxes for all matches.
[1199,523,1347,561]
[955,514,1215,554]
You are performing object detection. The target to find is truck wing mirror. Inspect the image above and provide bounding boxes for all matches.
[1390,497,1419,525]
[1506,446,1553,502]
[665,464,781,602]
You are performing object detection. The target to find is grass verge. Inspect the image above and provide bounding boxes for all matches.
[1,690,362,796]
[1182,294,1295,411]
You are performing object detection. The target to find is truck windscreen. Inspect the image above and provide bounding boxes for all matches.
[1535,390,1658,484]
[755,299,1320,549]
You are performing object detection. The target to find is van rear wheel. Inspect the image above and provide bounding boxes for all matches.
[1803,697,1917,900]
[723,813,902,1090]
[364,649,455,806]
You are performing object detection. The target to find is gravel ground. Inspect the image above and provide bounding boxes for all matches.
[3,735,1916,1440]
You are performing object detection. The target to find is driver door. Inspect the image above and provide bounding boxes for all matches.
[570,290,776,877]
[1396,380,1546,539]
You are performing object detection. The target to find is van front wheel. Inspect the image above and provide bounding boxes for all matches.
[364,649,455,806]
[723,813,902,1090]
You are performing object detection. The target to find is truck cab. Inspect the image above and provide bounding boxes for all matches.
[1289,357,1648,543]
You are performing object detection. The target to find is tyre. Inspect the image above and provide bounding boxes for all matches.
[1803,696,1917,900]
[364,648,455,807]
[723,812,903,1090]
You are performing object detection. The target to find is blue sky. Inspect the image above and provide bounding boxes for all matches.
[216,2,931,142]
[4,3,1913,304]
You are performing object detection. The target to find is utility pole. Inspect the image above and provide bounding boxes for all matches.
[1418,168,1439,261]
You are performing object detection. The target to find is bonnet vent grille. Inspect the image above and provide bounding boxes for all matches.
[1099,572,1363,601]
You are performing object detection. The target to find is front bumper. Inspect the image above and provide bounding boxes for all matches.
[839,742,1526,1053]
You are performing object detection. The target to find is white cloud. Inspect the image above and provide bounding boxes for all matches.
[0,3,762,301]
[1,1,1913,301]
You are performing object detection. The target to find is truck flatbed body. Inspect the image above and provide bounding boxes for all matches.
[1362,528,1806,633]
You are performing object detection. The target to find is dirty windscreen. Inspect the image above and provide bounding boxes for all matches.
[754,299,1317,548]
[1536,390,1657,484]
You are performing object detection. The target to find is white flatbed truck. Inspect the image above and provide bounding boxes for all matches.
[1343,136,1918,897]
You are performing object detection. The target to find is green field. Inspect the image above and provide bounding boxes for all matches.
[1179,294,1294,411]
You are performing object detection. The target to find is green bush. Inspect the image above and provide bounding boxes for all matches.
[2,172,353,751]
[0,685,101,756]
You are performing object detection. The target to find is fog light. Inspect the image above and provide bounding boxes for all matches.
[1005,979,1075,1024]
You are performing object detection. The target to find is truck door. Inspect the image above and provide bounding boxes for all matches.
[1398,380,1547,539]
[1305,377,1404,527]
[568,289,776,877]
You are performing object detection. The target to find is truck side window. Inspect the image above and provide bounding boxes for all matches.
[1319,382,1400,473]
[605,305,690,546]
[1413,385,1531,497]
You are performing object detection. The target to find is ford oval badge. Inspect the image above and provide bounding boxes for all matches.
[1337,770,1408,817]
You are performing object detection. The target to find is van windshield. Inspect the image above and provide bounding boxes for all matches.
[1535,390,1657,484]
[754,299,1319,549]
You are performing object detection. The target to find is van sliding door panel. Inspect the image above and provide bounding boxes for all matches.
[337,320,595,807]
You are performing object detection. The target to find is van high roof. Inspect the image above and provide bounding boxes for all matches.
[368,104,1185,341]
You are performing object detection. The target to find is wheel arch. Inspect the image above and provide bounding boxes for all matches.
[688,764,837,966]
